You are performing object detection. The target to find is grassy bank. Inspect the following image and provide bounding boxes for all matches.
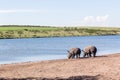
[0,25,120,39]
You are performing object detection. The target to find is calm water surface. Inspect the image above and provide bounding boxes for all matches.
[0,35,120,64]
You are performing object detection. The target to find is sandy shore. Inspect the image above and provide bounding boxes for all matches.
[0,53,120,80]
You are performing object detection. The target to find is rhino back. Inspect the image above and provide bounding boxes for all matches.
[84,46,97,52]
[69,48,81,54]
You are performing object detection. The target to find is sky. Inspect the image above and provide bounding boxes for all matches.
[0,0,120,27]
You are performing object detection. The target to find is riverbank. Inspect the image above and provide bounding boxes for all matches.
[0,25,120,39]
[0,53,120,80]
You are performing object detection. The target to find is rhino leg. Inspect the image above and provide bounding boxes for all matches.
[93,53,96,57]
[91,51,96,57]
[88,53,92,57]
[76,53,80,58]
[72,53,75,59]
[83,53,87,57]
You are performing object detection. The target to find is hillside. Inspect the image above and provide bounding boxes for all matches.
[0,25,120,39]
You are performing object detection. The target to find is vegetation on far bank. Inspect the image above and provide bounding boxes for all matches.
[0,25,120,39]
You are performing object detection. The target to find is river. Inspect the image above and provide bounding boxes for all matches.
[0,35,120,64]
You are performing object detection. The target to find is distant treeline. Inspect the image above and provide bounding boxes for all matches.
[0,25,52,27]
[0,25,120,39]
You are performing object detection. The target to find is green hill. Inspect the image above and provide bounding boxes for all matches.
[0,25,120,39]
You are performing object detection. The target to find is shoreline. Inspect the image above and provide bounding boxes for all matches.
[0,52,117,65]
[0,53,120,80]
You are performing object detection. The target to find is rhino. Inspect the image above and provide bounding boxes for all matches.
[82,46,97,57]
[67,48,81,59]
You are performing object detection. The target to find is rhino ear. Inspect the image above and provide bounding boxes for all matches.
[67,50,69,53]
[82,50,85,52]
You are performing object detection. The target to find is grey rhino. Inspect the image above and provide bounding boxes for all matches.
[67,48,81,59]
[82,46,97,57]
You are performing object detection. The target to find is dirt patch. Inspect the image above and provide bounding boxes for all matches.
[0,53,120,80]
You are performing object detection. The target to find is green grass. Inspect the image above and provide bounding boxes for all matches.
[0,27,62,31]
[0,25,120,39]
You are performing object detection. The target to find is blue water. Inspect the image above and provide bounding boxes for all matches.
[0,35,120,64]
